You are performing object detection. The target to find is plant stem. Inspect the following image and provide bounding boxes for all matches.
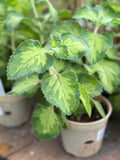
[94,24,99,34]
[11,31,15,52]
[49,66,59,77]
[30,0,44,44]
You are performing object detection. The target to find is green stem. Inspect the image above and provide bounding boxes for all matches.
[30,0,44,43]
[11,31,15,52]
[94,25,99,34]
[49,66,59,76]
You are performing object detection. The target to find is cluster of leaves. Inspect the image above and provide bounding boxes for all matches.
[6,1,120,140]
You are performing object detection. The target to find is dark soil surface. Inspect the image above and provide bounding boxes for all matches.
[67,104,107,123]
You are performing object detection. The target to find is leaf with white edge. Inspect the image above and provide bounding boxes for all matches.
[106,47,120,61]
[53,33,90,61]
[73,6,98,23]
[36,0,58,22]
[49,34,59,48]
[79,84,91,117]
[3,11,26,32]
[7,39,53,80]
[92,99,105,118]
[52,45,68,59]
[73,5,117,26]
[80,30,113,64]
[32,104,63,139]
[41,71,80,115]
[95,59,120,93]
[51,20,82,36]
[11,74,39,95]
[78,73,102,97]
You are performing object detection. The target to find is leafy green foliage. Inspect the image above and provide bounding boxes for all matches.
[73,5,118,26]
[80,30,113,64]
[10,74,39,95]
[32,104,63,139]
[51,20,82,36]
[92,99,105,118]
[7,39,53,80]
[95,59,120,93]
[0,60,6,76]
[79,84,91,117]
[3,11,26,32]
[41,71,80,115]
[106,47,120,60]
[78,73,102,97]
[51,32,90,61]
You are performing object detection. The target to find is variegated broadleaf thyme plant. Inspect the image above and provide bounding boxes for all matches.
[7,4,120,139]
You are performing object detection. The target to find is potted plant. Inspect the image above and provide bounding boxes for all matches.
[6,1,120,157]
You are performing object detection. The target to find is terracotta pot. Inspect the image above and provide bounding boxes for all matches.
[61,96,112,157]
[0,94,32,127]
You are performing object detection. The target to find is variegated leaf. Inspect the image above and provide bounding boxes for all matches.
[106,47,120,60]
[3,11,26,32]
[52,33,90,60]
[51,20,82,36]
[95,59,120,93]
[32,104,63,139]
[78,73,102,97]
[80,30,113,64]
[7,39,53,80]
[11,74,39,95]
[79,84,91,117]
[41,71,80,115]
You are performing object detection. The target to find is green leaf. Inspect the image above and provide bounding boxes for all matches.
[23,85,39,97]
[92,99,105,118]
[73,6,98,23]
[41,71,80,115]
[11,74,39,95]
[52,33,90,61]
[58,9,72,18]
[79,84,91,117]
[7,39,53,80]
[51,20,82,36]
[95,59,120,93]
[49,34,59,48]
[36,0,58,22]
[78,73,102,97]
[80,30,113,64]
[3,11,26,32]
[0,60,6,76]
[106,47,120,60]
[73,5,117,26]
[6,0,30,14]
[32,104,63,139]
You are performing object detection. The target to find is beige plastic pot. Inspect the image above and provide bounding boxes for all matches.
[0,94,32,127]
[61,96,112,157]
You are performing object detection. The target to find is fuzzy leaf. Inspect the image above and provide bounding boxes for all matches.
[6,0,30,14]
[92,99,105,118]
[106,47,120,60]
[32,104,63,139]
[11,74,39,95]
[73,6,98,23]
[52,33,90,61]
[36,0,58,22]
[73,5,117,26]
[79,84,91,117]
[95,59,120,93]
[7,39,53,80]
[3,11,26,32]
[41,71,80,115]
[80,30,113,64]
[78,73,102,97]
[51,20,82,36]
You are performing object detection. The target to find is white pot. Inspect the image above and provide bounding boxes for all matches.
[61,96,112,157]
[0,94,32,127]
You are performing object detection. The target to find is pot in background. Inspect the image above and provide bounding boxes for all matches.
[0,94,32,127]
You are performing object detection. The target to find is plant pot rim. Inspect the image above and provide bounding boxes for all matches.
[0,94,25,100]
[67,96,112,126]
